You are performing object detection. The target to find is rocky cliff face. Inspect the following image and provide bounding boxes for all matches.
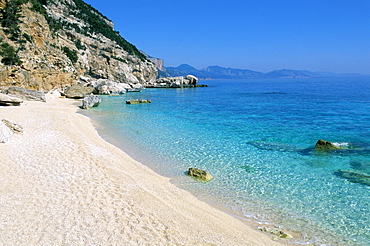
[0,0,157,91]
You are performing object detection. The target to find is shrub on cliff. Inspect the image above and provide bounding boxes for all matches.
[0,42,22,65]
[62,46,78,64]
[0,0,27,40]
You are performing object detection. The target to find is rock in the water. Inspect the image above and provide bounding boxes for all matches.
[5,87,46,102]
[335,169,370,186]
[0,93,23,106]
[259,227,293,240]
[1,119,23,134]
[187,167,213,181]
[147,75,200,88]
[186,75,198,85]
[64,84,94,98]
[126,99,151,104]
[315,139,341,151]
[81,95,101,109]
[0,121,13,143]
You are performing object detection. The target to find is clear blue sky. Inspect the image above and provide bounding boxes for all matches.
[85,0,370,74]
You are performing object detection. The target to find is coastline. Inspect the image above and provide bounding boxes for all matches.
[0,95,283,245]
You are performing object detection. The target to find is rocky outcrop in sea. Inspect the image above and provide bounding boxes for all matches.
[145,75,205,88]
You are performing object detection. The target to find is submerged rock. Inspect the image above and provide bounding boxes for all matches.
[126,99,151,104]
[187,167,213,181]
[259,227,293,240]
[335,169,370,186]
[315,139,341,151]
[5,87,46,102]
[81,95,101,109]
[0,93,23,106]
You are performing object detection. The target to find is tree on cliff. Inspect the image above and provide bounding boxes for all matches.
[0,0,26,40]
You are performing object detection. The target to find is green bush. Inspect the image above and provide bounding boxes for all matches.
[0,43,22,65]
[62,46,78,64]
[0,0,27,41]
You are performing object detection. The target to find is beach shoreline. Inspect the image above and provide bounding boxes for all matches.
[0,95,284,245]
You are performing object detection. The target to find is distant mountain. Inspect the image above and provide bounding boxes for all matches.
[165,64,367,80]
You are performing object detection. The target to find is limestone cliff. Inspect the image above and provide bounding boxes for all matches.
[0,0,157,91]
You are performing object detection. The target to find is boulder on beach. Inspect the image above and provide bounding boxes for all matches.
[1,119,23,134]
[187,167,213,181]
[0,121,13,143]
[0,93,23,106]
[64,84,94,98]
[81,95,101,109]
[126,99,151,104]
[4,87,46,102]
[315,139,341,151]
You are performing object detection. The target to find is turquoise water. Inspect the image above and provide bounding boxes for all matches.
[82,78,370,245]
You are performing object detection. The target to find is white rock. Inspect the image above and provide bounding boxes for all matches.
[0,121,13,143]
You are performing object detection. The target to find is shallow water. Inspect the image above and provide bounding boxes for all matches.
[82,77,370,245]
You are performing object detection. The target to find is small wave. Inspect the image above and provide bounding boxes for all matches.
[332,142,350,148]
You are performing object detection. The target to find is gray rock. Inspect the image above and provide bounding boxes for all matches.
[149,75,199,88]
[126,99,151,104]
[89,79,129,95]
[81,95,101,109]
[5,87,46,102]
[186,75,198,85]
[0,93,23,106]
[0,121,13,143]
[64,84,94,98]
[1,119,23,134]
[315,139,341,151]
[187,167,213,181]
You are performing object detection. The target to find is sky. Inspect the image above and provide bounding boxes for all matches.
[84,0,370,74]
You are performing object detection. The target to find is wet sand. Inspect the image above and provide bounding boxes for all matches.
[0,95,283,245]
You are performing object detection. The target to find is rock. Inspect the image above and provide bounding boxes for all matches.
[81,95,101,109]
[0,93,23,106]
[90,79,129,95]
[186,75,198,85]
[259,227,293,240]
[126,99,151,104]
[64,84,94,98]
[1,119,23,134]
[335,169,370,186]
[127,83,145,92]
[5,87,46,102]
[315,139,341,151]
[0,121,13,143]
[48,89,62,97]
[147,75,199,88]
[187,167,213,181]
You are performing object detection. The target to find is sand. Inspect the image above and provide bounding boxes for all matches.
[0,95,283,245]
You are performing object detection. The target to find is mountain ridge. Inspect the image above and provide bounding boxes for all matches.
[165,64,368,79]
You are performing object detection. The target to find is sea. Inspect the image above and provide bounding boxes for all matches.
[81,77,370,246]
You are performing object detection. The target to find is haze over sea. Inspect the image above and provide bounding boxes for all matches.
[83,77,370,245]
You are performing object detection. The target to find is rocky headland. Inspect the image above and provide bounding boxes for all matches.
[0,0,157,91]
